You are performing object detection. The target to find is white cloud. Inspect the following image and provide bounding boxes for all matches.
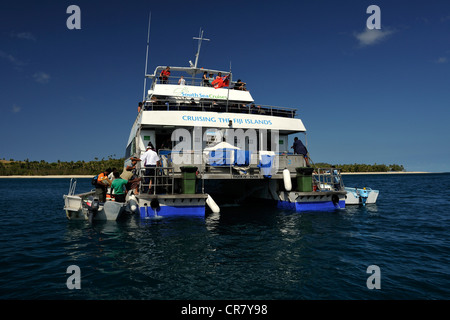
[435,57,447,64]
[33,72,50,84]
[0,50,26,67]
[12,105,21,113]
[354,28,395,47]
[10,31,37,42]
[441,15,450,23]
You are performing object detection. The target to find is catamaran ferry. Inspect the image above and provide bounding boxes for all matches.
[64,30,349,221]
[125,30,348,219]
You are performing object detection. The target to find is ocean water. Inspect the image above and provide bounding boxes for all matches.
[0,173,449,301]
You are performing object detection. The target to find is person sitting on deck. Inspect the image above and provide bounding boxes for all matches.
[208,73,214,86]
[159,66,170,84]
[202,71,211,87]
[213,72,222,84]
[233,79,247,91]
[212,73,230,89]
[291,137,310,166]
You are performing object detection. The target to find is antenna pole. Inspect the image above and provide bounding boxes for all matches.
[142,11,151,102]
[193,28,209,69]
[226,61,231,112]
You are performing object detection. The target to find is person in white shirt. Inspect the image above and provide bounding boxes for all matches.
[140,143,161,193]
[178,76,186,85]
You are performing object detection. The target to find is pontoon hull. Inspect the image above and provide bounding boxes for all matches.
[277,191,346,212]
[136,194,207,218]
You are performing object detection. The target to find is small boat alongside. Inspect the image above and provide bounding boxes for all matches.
[277,167,347,211]
[63,178,138,221]
[345,187,379,206]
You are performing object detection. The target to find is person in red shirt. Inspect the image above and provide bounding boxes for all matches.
[211,72,230,89]
[159,66,170,84]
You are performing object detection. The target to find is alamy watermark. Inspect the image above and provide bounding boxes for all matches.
[170,127,281,171]
[366,265,381,290]
[66,5,81,30]
[366,5,381,30]
[66,265,81,289]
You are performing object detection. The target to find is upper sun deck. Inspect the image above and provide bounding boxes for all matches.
[147,66,253,101]
[143,66,297,119]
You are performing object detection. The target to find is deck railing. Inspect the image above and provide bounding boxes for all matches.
[150,68,234,89]
[313,168,345,191]
[143,68,298,118]
[142,100,296,118]
[137,151,307,194]
[139,166,176,195]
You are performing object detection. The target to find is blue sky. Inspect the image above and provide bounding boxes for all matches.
[1,0,449,172]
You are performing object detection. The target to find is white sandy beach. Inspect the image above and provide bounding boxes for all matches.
[0,175,94,178]
[340,171,430,175]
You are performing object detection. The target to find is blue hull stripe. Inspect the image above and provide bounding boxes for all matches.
[277,200,345,212]
[139,205,205,218]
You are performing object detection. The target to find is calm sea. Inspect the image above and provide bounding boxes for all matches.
[0,173,449,301]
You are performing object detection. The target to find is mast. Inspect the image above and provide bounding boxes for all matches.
[142,11,151,101]
[192,28,209,69]
[226,61,231,112]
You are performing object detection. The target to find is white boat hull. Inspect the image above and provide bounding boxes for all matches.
[64,192,133,221]
[345,187,379,205]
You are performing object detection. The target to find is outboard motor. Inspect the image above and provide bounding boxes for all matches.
[150,199,162,220]
[87,197,100,221]
[359,188,369,206]
[150,199,160,211]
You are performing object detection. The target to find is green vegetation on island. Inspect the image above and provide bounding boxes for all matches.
[0,158,405,176]
[314,163,404,173]
[0,157,125,176]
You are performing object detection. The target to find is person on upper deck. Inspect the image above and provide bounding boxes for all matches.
[291,137,310,166]
[212,73,230,89]
[159,66,170,84]
[178,76,186,85]
[214,72,223,83]
[233,79,247,91]
[208,73,214,86]
[202,71,211,87]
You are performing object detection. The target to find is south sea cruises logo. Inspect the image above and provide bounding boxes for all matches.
[173,87,228,100]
